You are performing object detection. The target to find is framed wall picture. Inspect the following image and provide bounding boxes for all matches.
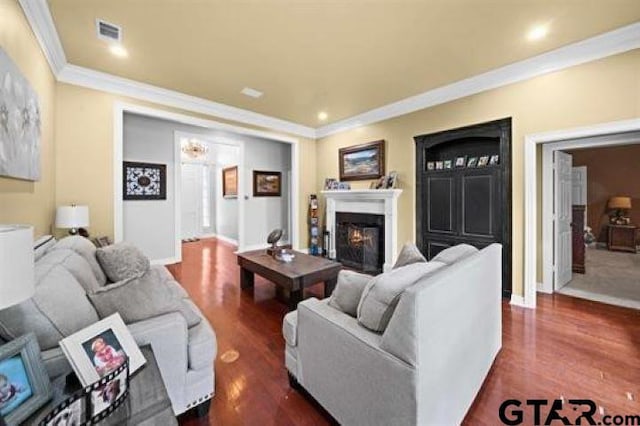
[123,161,166,200]
[0,333,52,425]
[338,140,385,181]
[0,48,41,181]
[59,314,146,387]
[253,170,282,197]
[222,166,238,198]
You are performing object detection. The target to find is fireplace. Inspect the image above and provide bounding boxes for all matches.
[336,212,384,274]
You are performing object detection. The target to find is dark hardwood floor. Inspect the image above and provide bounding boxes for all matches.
[171,238,640,425]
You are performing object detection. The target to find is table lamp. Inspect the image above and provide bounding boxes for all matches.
[55,204,90,235]
[0,225,35,310]
[608,196,632,225]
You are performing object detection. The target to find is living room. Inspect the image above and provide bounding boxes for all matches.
[1,1,640,425]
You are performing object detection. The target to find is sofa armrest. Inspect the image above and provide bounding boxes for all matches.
[296,298,417,425]
[127,312,189,409]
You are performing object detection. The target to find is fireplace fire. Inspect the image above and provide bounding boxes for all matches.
[336,212,384,274]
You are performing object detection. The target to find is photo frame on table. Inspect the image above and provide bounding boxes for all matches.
[40,359,130,426]
[123,161,166,200]
[222,166,238,198]
[59,313,145,387]
[253,170,282,197]
[0,333,52,425]
[338,140,385,181]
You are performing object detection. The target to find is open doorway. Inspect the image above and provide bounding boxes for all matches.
[116,105,299,265]
[542,133,640,309]
[178,134,240,245]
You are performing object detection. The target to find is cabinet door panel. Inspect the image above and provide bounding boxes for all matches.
[461,174,496,238]
[427,175,455,234]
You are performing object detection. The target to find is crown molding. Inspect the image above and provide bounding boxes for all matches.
[18,0,67,74]
[57,64,316,138]
[316,22,640,138]
[18,0,640,140]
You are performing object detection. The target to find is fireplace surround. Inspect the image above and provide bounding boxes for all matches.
[322,189,402,272]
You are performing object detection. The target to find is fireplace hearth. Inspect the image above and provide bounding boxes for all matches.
[336,212,384,274]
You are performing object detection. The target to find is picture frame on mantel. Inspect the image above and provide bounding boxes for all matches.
[338,140,385,181]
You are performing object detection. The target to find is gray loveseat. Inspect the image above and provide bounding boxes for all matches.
[0,236,216,415]
[283,244,502,425]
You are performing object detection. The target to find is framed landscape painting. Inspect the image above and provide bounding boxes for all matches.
[338,140,385,181]
[253,170,281,197]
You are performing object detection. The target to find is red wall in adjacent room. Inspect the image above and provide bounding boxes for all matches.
[568,143,640,243]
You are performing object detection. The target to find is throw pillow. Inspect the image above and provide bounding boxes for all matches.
[328,270,372,317]
[393,242,427,269]
[96,242,150,282]
[53,236,107,285]
[87,271,201,327]
[357,261,446,333]
[431,244,479,265]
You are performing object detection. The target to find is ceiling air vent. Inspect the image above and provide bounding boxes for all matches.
[96,19,122,42]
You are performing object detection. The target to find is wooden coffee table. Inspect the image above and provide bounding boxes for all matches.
[236,250,342,310]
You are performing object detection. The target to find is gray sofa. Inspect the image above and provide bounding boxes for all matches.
[0,236,216,415]
[283,244,502,425]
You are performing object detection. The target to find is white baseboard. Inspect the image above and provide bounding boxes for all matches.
[536,282,553,294]
[510,294,534,308]
[150,257,180,266]
[237,240,291,253]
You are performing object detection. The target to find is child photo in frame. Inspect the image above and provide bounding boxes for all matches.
[81,329,126,378]
[0,355,32,417]
[60,314,145,387]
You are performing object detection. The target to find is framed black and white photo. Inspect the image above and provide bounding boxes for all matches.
[59,314,145,387]
[489,154,500,165]
[467,157,478,168]
[0,333,52,425]
[426,161,435,171]
[455,156,467,168]
[435,161,444,170]
[443,160,453,169]
[478,156,490,167]
[123,161,167,200]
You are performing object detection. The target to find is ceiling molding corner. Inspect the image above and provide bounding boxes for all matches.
[18,0,67,75]
[315,22,640,138]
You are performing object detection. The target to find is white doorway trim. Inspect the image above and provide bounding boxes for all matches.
[174,131,244,247]
[524,118,640,308]
[113,102,301,263]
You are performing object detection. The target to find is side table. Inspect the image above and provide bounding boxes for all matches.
[24,345,176,425]
[607,224,638,253]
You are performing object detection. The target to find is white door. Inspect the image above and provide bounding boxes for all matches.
[181,163,201,239]
[554,151,573,290]
[572,166,587,225]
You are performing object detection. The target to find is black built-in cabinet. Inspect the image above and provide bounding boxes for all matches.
[414,118,512,297]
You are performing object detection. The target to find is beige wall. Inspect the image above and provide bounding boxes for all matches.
[0,0,57,235]
[54,83,316,245]
[317,49,640,297]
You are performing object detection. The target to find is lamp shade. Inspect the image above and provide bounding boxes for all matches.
[0,225,35,310]
[608,197,632,210]
[55,205,90,229]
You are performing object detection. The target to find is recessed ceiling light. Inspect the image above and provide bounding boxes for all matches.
[241,87,263,98]
[318,111,328,121]
[527,24,549,41]
[109,44,128,58]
